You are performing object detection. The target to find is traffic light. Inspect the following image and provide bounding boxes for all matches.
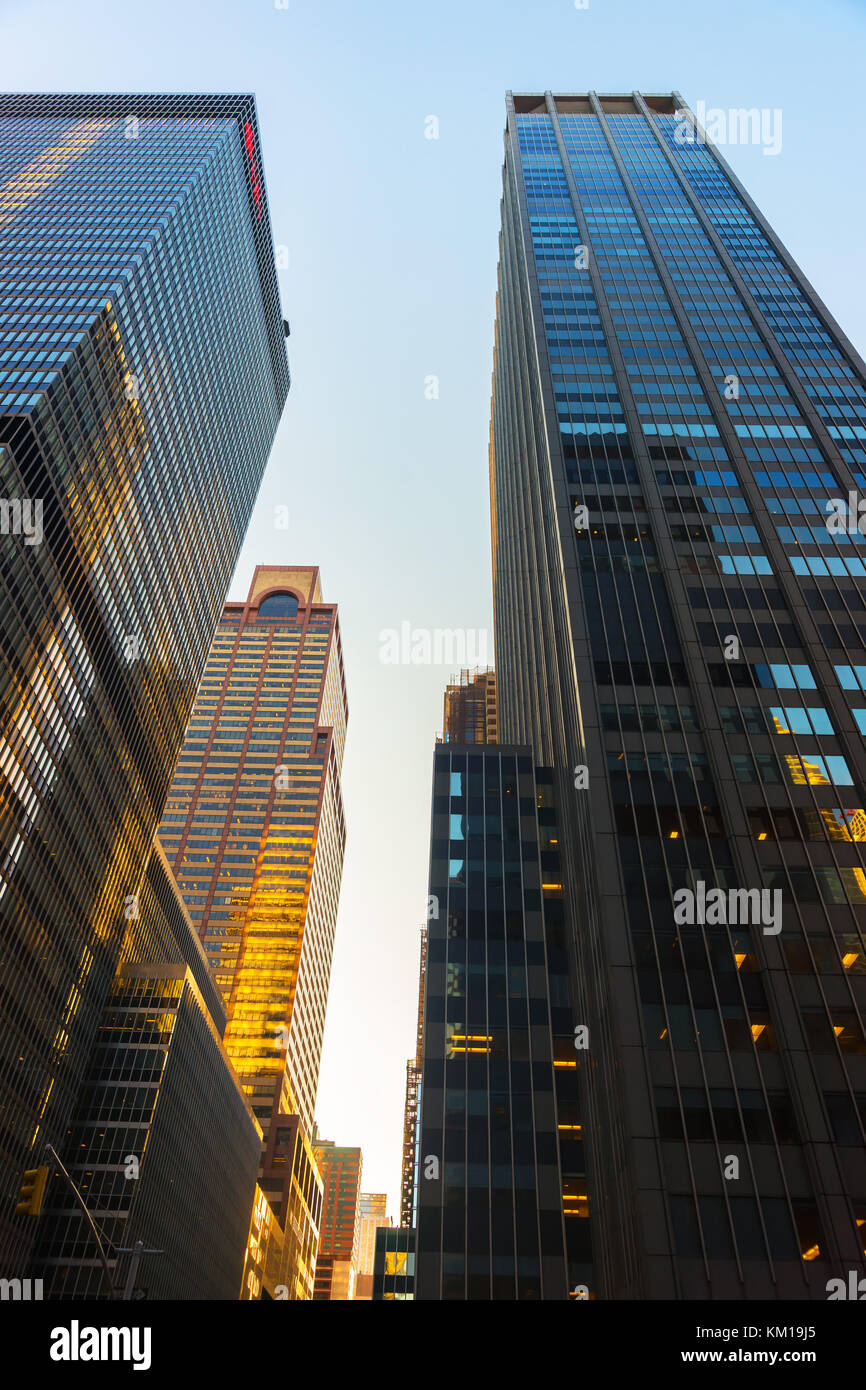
[16,1165,49,1217]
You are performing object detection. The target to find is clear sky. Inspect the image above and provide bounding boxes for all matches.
[3,0,864,1218]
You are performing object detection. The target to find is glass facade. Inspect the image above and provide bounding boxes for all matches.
[490,90,866,1298]
[33,841,263,1299]
[0,93,288,1274]
[372,1225,416,1301]
[158,565,347,1297]
[415,745,587,1299]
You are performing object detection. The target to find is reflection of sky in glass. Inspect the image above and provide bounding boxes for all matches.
[7,0,859,1217]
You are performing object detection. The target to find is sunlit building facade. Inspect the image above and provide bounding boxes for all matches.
[490,90,866,1298]
[415,745,587,1299]
[241,1115,323,1300]
[440,668,498,744]
[311,1133,362,1300]
[355,1192,390,1299]
[0,92,288,1271]
[158,566,347,1297]
[242,1183,287,1301]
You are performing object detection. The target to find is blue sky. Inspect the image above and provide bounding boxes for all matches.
[3,0,865,1217]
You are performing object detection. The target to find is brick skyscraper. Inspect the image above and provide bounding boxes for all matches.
[158,566,348,1298]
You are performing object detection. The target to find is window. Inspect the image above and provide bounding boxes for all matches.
[698,1197,734,1258]
[793,1204,824,1262]
[670,1195,701,1257]
[782,752,854,786]
[834,664,866,692]
[730,1197,766,1258]
[802,1008,866,1053]
[767,705,834,736]
[719,554,773,575]
[718,704,766,734]
[257,591,300,619]
[732,753,780,784]
[824,1092,864,1145]
[754,663,816,690]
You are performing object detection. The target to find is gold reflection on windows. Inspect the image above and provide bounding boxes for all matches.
[562,1181,589,1219]
[784,755,830,787]
[448,1033,491,1054]
[0,119,107,227]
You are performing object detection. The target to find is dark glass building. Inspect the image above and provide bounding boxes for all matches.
[0,93,288,1271]
[415,744,588,1300]
[34,842,263,1299]
[373,1225,416,1301]
[490,90,866,1298]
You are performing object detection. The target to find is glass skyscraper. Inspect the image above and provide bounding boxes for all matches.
[415,745,586,1300]
[0,93,288,1273]
[35,841,264,1299]
[490,91,866,1299]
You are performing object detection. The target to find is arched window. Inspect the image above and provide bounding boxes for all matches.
[257,591,300,619]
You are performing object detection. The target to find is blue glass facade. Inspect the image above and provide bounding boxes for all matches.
[491,91,866,1298]
[0,93,288,1272]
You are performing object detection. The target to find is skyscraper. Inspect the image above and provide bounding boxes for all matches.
[372,1224,416,1301]
[158,565,347,1298]
[36,841,264,1299]
[415,745,586,1300]
[440,668,499,744]
[0,93,288,1270]
[400,926,427,1228]
[355,1192,390,1300]
[311,1133,362,1300]
[490,90,866,1298]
